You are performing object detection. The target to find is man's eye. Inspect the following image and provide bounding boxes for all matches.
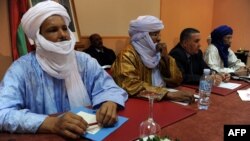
[62,27,68,31]
[47,28,58,33]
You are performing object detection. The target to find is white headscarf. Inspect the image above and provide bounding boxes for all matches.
[129,15,164,69]
[21,1,91,109]
[129,15,165,87]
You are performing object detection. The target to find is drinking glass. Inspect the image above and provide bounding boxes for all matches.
[139,91,161,138]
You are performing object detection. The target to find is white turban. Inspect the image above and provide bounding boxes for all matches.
[129,15,165,87]
[129,15,164,41]
[21,1,91,109]
[21,1,70,41]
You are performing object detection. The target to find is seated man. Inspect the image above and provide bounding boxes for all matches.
[0,1,128,139]
[169,28,227,85]
[84,33,116,67]
[111,15,194,103]
[204,25,249,76]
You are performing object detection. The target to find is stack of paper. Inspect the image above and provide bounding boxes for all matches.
[237,88,250,101]
[218,82,241,90]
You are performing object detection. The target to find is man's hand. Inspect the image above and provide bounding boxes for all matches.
[156,43,168,57]
[235,67,248,76]
[219,73,231,82]
[211,74,223,86]
[96,101,118,127]
[165,91,195,104]
[38,112,88,139]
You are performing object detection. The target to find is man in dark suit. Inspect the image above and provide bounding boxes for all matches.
[84,33,116,67]
[169,28,224,85]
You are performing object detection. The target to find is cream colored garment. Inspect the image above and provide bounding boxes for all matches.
[204,44,245,73]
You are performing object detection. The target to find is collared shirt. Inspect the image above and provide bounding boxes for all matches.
[0,51,128,133]
[95,48,104,53]
[111,44,183,101]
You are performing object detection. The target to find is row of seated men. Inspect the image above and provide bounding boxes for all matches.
[0,1,249,139]
[86,27,249,88]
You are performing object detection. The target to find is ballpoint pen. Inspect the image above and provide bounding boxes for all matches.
[88,122,98,126]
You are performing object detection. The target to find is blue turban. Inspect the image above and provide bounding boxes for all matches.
[211,25,233,67]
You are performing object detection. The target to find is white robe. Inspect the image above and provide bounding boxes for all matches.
[204,44,245,73]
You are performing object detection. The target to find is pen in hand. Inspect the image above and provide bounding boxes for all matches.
[88,122,98,127]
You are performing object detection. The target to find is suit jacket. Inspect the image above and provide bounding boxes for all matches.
[169,43,209,84]
[84,45,116,66]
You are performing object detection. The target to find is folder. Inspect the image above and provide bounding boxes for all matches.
[183,80,248,96]
[105,98,196,141]
[71,106,128,141]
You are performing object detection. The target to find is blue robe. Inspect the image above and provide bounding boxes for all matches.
[0,51,128,133]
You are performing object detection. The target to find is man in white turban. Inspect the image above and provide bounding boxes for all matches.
[0,1,127,139]
[111,15,194,102]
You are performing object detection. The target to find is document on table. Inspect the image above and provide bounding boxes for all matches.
[217,82,241,89]
[71,106,128,141]
[77,111,100,134]
[237,88,250,101]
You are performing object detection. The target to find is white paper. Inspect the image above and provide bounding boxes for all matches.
[166,88,178,92]
[171,101,189,106]
[217,82,241,89]
[237,88,250,101]
[77,111,101,134]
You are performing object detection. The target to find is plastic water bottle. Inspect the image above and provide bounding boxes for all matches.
[198,69,213,110]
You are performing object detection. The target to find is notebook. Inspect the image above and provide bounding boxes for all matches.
[71,106,128,141]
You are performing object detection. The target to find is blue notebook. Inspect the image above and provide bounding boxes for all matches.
[71,106,128,141]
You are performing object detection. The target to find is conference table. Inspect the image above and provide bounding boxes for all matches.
[0,81,249,141]
[162,83,250,141]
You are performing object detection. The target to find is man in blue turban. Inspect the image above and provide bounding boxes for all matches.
[204,25,248,76]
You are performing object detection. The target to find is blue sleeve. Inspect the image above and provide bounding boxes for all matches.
[0,60,47,133]
[78,52,128,109]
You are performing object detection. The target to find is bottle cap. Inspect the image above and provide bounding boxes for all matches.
[203,69,210,75]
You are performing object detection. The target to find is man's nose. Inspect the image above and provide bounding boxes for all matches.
[59,29,68,41]
[156,35,161,42]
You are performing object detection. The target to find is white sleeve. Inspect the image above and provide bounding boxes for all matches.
[204,45,234,73]
[227,49,246,71]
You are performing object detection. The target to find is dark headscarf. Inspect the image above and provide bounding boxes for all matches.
[211,25,233,67]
